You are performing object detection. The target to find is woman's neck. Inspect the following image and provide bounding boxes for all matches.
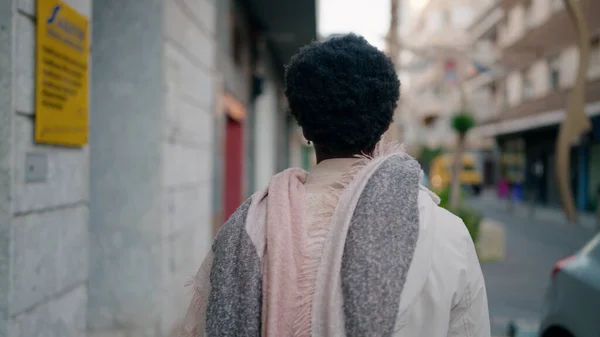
[315,152,357,164]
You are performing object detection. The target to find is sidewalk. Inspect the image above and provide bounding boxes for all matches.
[473,190,599,231]
[468,191,596,337]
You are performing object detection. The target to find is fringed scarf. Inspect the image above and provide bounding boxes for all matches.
[180,143,422,337]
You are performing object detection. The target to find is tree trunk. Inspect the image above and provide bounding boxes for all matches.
[450,133,465,210]
[384,0,401,142]
[556,0,592,223]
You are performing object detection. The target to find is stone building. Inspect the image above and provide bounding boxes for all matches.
[0,0,315,336]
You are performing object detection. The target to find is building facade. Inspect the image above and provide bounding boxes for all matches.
[470,0,600,208]
[0,1,315,337]
[398,0,494,156]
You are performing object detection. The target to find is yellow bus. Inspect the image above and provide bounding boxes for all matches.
[429,153,483,195]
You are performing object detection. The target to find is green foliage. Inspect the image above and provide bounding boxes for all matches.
[455,207,483,243]
[438,186,467,209]
[417,146,445,174]
[438,187,482,243]
[451,112,476,135]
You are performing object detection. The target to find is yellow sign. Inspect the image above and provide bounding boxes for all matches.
[36,0,89,146]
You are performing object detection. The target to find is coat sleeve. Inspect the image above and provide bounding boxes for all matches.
[447,230,491,337]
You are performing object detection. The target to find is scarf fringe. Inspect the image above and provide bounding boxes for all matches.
[292,141,406,336]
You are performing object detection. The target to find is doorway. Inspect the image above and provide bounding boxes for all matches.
[224,116,244,220]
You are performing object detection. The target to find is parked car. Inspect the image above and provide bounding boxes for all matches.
[539,233,600,337]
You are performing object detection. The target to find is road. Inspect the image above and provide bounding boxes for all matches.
[469,194,596,336]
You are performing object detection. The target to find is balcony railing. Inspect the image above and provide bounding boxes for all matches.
[490,77,600,123]
[499,0,600,70]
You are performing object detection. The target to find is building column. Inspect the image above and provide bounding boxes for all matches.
[88,0,164,335]
[253,76,277,190]
[0,1,14,335]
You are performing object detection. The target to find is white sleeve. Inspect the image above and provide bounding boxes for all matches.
[447,230,491,337]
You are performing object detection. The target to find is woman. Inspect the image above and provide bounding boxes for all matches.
[181,34,490,337]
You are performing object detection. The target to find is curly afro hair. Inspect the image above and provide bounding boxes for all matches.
[284,33,400,155]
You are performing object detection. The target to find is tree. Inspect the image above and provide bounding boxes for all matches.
[450,112,475,210]
[556,0,591,223]
[384,0,402,142]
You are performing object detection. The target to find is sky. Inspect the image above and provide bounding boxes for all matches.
[317,0,428,50]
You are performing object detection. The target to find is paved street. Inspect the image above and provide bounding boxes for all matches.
[469,193,597,336]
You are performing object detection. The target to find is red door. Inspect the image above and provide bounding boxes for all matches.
[224,116,244,220]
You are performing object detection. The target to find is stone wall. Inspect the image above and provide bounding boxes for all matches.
[88,0,164,336]
[0,0,14,335]
[0,0,260,335]
[161,0,217,335]
[1,0,92,336]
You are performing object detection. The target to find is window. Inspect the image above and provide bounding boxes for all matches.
[548,54,561,90]
[441,10,451,27]
[490,82,499,104]
[490,28,498,47]
[428,10,442,32]
[524,0,535,29]
[451,6,473,28]
[522,67,533,100]
[590,34,600,76]
[551,0,564,13]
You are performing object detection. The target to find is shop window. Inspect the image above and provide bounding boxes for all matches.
[548,54,561,90]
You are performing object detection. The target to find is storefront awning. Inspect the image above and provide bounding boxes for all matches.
[474,100,600,137]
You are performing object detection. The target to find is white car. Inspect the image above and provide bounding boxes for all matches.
[539,233,600,337]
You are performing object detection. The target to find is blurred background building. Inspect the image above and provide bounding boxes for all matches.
[0,0,315,336]
[399,0,484,151]
[395,0,600,208]
[469,0,600,210]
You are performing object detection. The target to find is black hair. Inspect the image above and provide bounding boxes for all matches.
[284,33,400,154]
